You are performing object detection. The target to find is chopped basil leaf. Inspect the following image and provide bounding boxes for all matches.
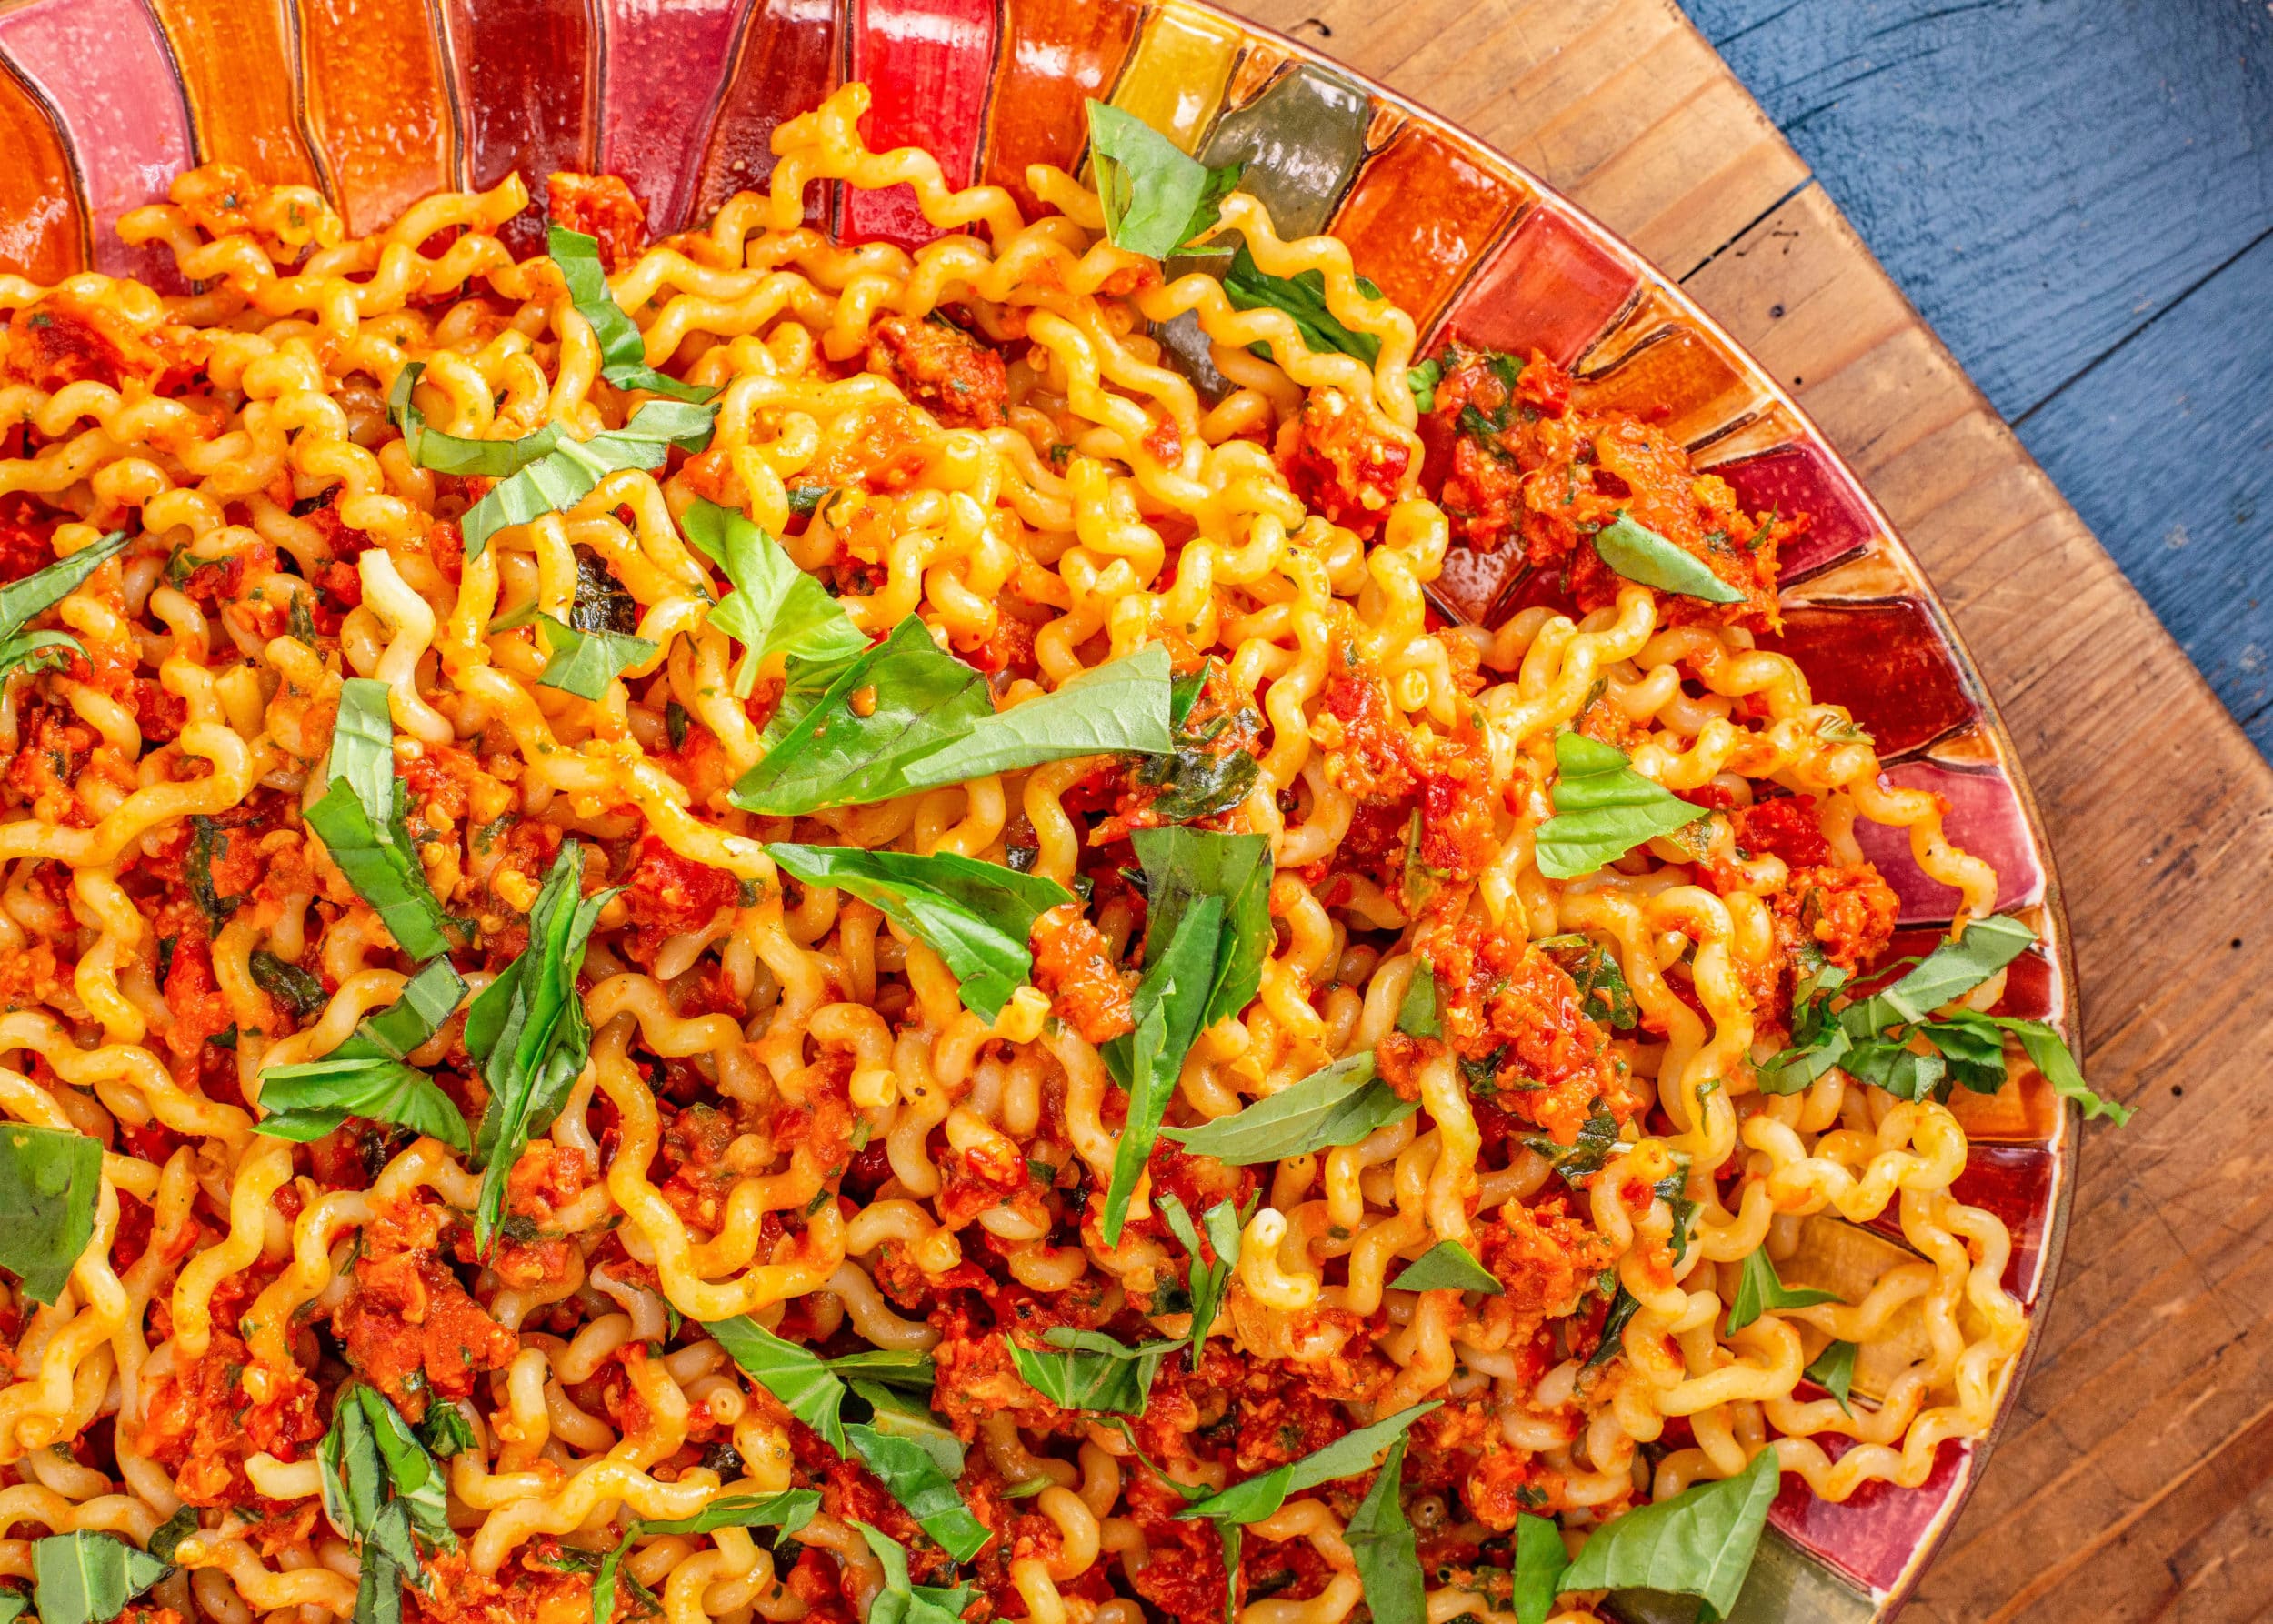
[1806,1338,1858,1416]
[1221,246,1386,367]
[0,1122,100,1302]
[1177,1403,1440,1525]
[843,1424,990,1562]
[1102,893,1222,1245]
[304,678,461,959]
[0,529,129,684]
[416,1402,479,1459]
[387,362,565,476]
[459,396,718,559]
[550,226,720,404]
[704,1316,934,1453]
[1592,512,1745,604]
[1008,1328,1174,1416]
[185,815,241,929]
[1532,731,1707,880]
[522,611,658,700]
[146,1506,198,1566]
[1097,827,1273,1244]
[1510,1513,1568,1624]
[592,1492,818,1624]
[1387,1238,1502,1296]
[1522,1100,1624,1186]
[1344,1437,1424,1624]
[249,948,327,1018]
[1586,1286,1641,1370]
[1537,932,1637,1028]
[680,498,867,699]
[30,1534,169,1624]
[1162,1051,1416,1164]
[465,840,618,1251]
[1761,915,2127,1122]
[1555,1446,1780,1619]
[1394,963,1439,1038]
[1157,1192,1250,1371]
[1725,1248,1838,1333]
[848,1522,977,1624]
[764,843,1071,1021]
[1085,100,1242,259]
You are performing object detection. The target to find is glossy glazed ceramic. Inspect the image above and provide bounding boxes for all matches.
[0,1,2079,1615]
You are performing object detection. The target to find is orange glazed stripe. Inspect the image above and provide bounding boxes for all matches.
[297,0,456,236]
[0,63,86,280]
[144,0,318,185]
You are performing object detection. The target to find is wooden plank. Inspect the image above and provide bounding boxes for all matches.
[1219,1,2273,1619]
[1683,0,2273,758]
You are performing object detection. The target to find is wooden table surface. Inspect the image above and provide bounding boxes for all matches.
[1215,0,2273,1618]
[1682,0,2273,760]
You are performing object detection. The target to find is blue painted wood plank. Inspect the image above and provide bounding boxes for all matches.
[1679,0,2273,755]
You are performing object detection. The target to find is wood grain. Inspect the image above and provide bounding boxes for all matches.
[1683,0,2273,757]
[1214,1,2273,1618]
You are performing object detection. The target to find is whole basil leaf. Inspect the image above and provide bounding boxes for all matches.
[1101,893,1223,1244]
[1591,512,1745,604]
[730,617,991,814]
[305,678,461,960]
[1161,1052,1416,1164]
[466,840,618,1251]
[1387,1239,1502,1296]
[734,629,1172,814]
[1554,1445,1781,1619]
[764,843,1071,1021]
[550,226,719,403]
[1344,1437,1424,1624]
[31,1534,169,1624]
[1086,101,1243,259]
[896,645,1174,791]
[0,1122,100,1304]
[679,498,867,698]
[1725,1248,1838,1334]
[1533,731,1706,880]
[1120,826,1272,1035]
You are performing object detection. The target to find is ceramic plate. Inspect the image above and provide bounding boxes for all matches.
[0,0,2078,1612]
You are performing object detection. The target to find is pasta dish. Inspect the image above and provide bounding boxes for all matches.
[0,82,2125,1624]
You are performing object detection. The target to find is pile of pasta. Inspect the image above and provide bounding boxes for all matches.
[0,79,2121,1624]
